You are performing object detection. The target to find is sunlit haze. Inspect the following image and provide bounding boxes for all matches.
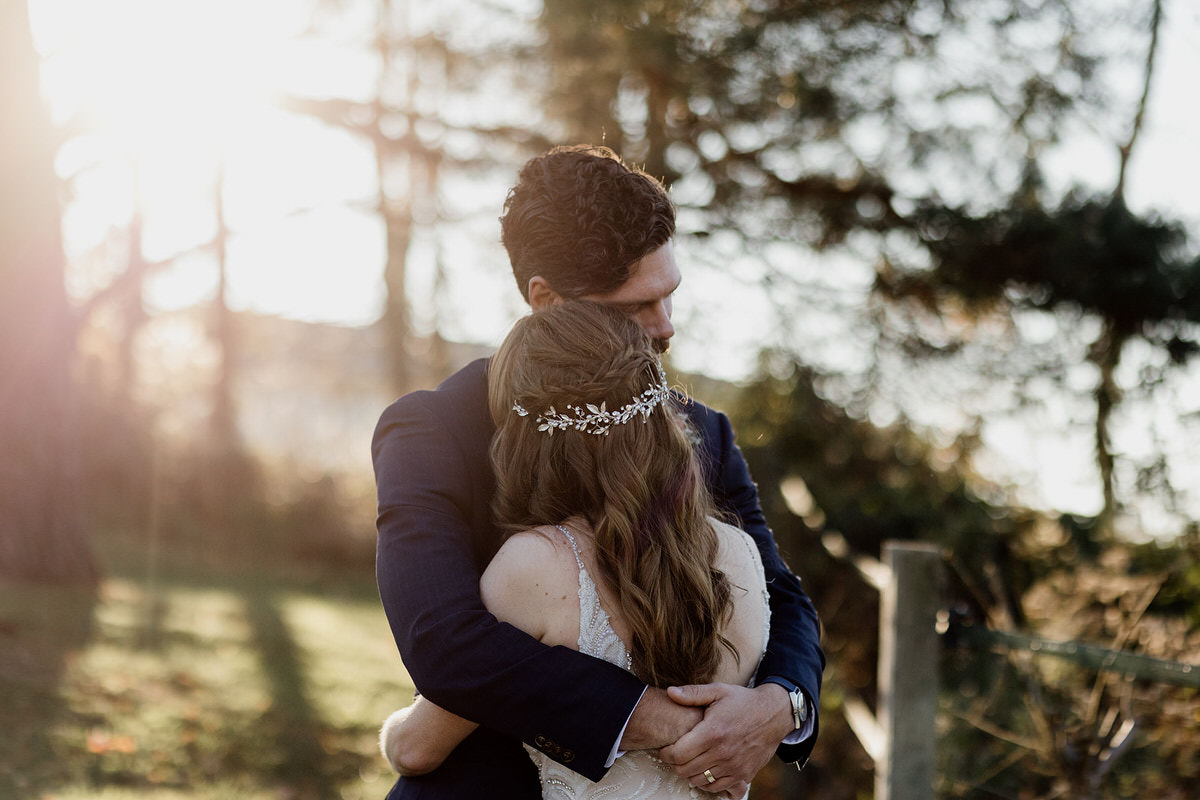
[31,0,1200,530]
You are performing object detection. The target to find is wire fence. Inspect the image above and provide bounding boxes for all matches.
[828,540,1199,800]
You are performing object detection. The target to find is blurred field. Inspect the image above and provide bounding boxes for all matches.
[0,533,410,800]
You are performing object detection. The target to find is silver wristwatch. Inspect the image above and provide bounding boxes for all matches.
[787,686,808,730]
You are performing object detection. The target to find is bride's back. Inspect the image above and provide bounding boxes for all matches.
[482,515,768,687]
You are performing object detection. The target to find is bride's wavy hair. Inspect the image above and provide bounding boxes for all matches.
[488,301,735,688]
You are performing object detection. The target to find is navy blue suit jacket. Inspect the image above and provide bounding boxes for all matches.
[372,358,823,799]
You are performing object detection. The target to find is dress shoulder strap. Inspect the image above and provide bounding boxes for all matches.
[553,523,586,571]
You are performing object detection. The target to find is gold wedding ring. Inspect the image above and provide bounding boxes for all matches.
[704,769,716,784]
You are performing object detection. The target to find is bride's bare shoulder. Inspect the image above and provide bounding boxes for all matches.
[499,524,564,556]
[485,525,577,579]
[479,525,580,640]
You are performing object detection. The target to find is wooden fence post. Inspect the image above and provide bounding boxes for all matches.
[876,542,942,800]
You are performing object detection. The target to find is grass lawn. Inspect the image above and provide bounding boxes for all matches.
[0,535,411,800]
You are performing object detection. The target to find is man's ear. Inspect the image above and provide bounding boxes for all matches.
[527,276,564,310]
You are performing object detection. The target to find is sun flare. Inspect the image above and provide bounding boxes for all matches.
[31,0,387,319]
[34,0,288,154]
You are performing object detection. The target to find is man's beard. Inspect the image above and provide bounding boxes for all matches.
[652,337,671,355]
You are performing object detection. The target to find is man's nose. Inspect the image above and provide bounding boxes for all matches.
[642,303,674,341]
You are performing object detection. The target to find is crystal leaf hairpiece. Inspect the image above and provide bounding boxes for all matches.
[512,362,670,436]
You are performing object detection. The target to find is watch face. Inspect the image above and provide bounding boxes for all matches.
[791,689,807,722]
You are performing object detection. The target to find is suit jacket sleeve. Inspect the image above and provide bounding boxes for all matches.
[373,389,645,783]
[693,403,825,765]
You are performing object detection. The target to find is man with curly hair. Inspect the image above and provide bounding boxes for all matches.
[372,145,823,799]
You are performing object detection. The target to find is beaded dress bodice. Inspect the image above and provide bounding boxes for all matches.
[522,524,769,800]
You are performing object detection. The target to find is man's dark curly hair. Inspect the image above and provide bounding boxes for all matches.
[500,145,676,302]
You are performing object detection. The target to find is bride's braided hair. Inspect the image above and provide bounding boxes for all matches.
[488,301,736,688]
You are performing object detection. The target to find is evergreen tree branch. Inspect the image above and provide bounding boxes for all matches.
[1115,0,1163,199]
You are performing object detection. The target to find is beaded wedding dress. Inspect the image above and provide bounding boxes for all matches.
[525,524,770,800]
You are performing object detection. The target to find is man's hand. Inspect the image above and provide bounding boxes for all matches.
[620,687,704,751]
[658,682,792,794]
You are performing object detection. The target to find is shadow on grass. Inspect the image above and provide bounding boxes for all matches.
[241,587,341,800]
[0,580,97,798]
[3,533,389,798]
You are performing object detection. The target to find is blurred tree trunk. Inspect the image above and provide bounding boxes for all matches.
[375,0,413,396]
[116,198,149,405]
[205,156,258,512]
[1091,319,1126,537]
[428,232,451,381]
[211,158,239,451]
[378,144,414,395]
[372,0,452,394]
[0,0,97,583]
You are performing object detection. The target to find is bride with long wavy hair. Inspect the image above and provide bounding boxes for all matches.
[380,301,770,799]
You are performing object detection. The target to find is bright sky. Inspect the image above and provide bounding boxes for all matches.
[31,0,1200,532]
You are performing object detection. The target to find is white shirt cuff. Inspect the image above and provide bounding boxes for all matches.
[781,709,815,745]
[606,686,648,767]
